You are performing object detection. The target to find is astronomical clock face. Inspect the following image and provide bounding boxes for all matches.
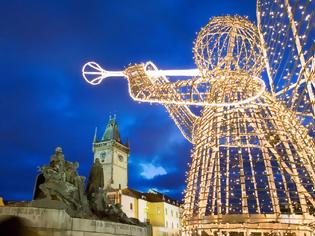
[99,150,108,160]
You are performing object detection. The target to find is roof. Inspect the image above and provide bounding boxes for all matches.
[102,116,121,142]
[122,188,182,207]
[122,188,147,200]
[145,189,182,206]
[94,115,129,146]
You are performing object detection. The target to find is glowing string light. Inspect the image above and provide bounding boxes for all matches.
[83,61,266,107]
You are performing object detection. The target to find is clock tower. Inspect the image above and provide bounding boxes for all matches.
[93,115,130,190]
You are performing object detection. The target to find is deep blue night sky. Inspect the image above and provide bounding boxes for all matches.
[0,0,256,201]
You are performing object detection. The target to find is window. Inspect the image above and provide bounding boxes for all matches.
[130,203,133,210]
[166,220,168,227]
[165,208,168,215]
[172,222,174,229]
[171,209,173,217]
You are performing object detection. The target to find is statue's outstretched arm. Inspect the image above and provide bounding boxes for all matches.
[124,63,211,107]
[124,63,199,143]
[124,63,265,108]
[83,61,265,107]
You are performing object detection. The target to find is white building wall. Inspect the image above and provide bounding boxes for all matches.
[164,203,180,234]
[112,165,127,189]
[93,141,129,190]
[121,195,135,218]
[138,199,148,223]
[112,149,128,189]
[102,164,112,188]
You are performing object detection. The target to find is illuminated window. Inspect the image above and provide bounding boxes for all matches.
[130,203,133,210]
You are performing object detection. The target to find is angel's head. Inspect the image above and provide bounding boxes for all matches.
[194,15,265,78]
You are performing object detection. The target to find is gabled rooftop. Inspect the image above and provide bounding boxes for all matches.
[94,115,129,147]
[102,115,121,142]
[122,188,182,207]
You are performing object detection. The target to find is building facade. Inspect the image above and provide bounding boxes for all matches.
[121,189,181,236]
[93,116,182,236]
[93,116,129,190]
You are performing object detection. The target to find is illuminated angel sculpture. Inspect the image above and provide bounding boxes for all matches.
[83,13,315,236]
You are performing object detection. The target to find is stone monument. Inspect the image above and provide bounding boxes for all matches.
[0,147,150,236]
[33,147,139,224]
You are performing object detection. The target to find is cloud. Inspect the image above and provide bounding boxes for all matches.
[140,163,167,180]
[148,188,170,194]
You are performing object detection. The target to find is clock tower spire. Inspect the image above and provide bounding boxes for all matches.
[93,115,130,190]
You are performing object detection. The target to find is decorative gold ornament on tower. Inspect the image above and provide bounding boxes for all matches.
[82,2,315,235]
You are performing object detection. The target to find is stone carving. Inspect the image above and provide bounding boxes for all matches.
[106,203,139,225]
[38,147,90,217]
[36,147,141,225]
[86,158,104,199]
[86,159,138,224]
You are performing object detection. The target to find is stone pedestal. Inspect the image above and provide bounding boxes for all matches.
[0,206,151,236]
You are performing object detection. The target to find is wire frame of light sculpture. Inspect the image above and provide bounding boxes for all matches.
[178,15,315,235]
[194,16,265,77]
[257,0,315,135]
[125,16,315,234]
[83,15,315,235]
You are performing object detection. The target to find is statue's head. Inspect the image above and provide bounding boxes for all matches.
[55,147,63,154]
[51,146,65,162]
[193,15,265,78]
[74,161,79,169]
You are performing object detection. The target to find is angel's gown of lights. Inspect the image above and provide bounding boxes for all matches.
[184,93,315,221]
